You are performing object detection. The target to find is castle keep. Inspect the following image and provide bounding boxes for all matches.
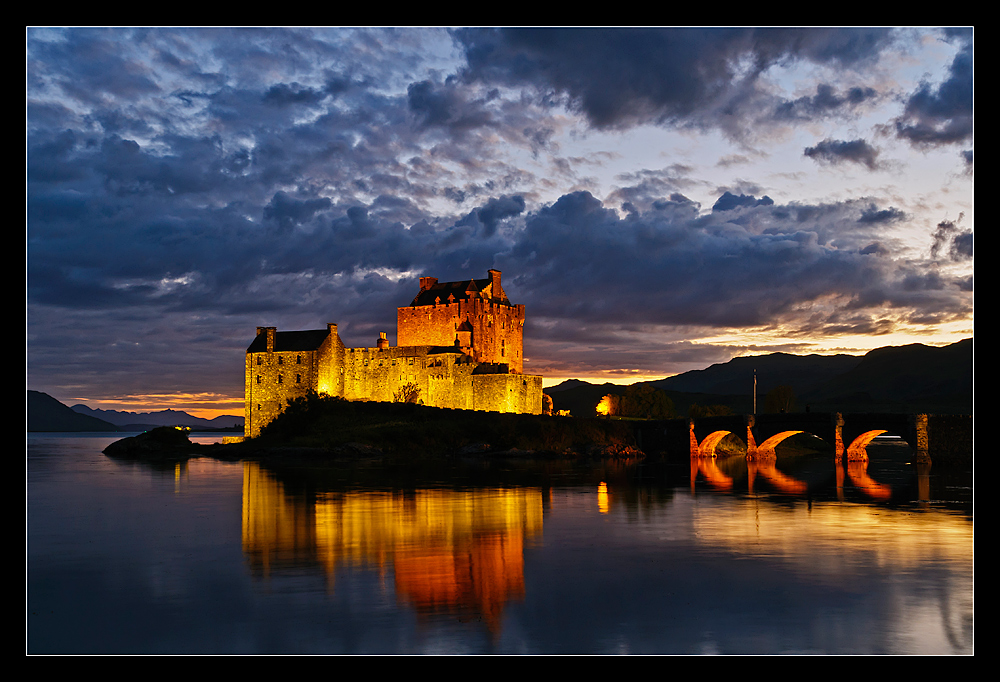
[244,269,543,437]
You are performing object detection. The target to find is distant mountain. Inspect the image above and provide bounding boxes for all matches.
[544,379,599,393]
[70,404,242,430]
[545,339,972,417]
[801,339,972,413]
[649,352,863,397]
[28,391,118,432]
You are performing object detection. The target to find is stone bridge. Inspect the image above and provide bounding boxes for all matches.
[633,412,971,464]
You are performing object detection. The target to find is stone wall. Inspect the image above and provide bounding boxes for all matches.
[397,298,525,373]
[245,347,322,437]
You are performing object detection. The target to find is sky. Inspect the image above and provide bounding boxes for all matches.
[26,28,973,418]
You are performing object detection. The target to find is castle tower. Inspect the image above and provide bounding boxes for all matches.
[396,269,525,373]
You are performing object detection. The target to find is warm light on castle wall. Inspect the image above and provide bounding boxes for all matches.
[244,270,544,438]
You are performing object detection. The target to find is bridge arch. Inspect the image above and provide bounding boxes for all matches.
[846,429,887,461]
[698,430,735,458]
[753,430,804,458]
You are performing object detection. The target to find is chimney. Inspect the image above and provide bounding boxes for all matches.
[328,323,338,337]
[263,327,276,352]
[377,331,388,349]
[488,269,501,300]
[419,276,438,291]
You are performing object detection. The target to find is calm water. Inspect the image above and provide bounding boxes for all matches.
[27,433,973,654]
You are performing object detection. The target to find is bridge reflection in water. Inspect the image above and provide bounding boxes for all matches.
[240,462,543,634]
[667,411,971,503]
[668,412,971,464]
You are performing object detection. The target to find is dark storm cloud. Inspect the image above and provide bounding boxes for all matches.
[931,218,973,261]
[857,203,905,224]
[774,84,879,121]
[469,194,526,237]
[263,191,333,229]
[804,138,880,170]
[951,232,973,260]
[895,33,973,146]
[28,28,162,104]
[712,192,774,212]
[407,79,494,136]
[455,27,896,134]
[494,191,968,339]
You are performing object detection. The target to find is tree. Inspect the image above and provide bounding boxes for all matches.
[620,385,676,419]
[393,383,421,404]
[689,403,733,418]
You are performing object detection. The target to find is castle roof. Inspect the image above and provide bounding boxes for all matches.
[246,329,330,353]
[409,271,510,306]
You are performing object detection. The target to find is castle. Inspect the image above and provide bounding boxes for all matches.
[244,269,543,437]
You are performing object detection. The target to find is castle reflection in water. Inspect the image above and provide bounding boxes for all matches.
[241,462,543,632]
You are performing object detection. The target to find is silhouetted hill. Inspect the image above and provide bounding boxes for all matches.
[28,391,118,432]
[802,339,972,413]
[71,404,242,430]
[545,339,972,417]
[545,379,598,393]
[650,353,863,397]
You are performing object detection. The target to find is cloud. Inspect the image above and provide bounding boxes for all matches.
[931,217,973,261]
[473,194,526,237]
[857,203,905,225]
[774,83,879,121]
[455,27,896,135]
[263,191,333,229]
[712,192,774,212]
[895,33,973,146]
[804,138,881,170]
[407,78,494,136]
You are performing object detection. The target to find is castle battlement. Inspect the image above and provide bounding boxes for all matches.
[244,270,543,438]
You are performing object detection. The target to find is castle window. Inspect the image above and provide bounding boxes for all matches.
[256,376,261,384]
[256,357,262,366]
[296,374,301,383]
[278,375,283,384]
[257,404,261,411]
[296,355,302,364]
[278,356,283,365]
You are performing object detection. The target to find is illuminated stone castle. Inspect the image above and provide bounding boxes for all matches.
[244,269,543,437]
